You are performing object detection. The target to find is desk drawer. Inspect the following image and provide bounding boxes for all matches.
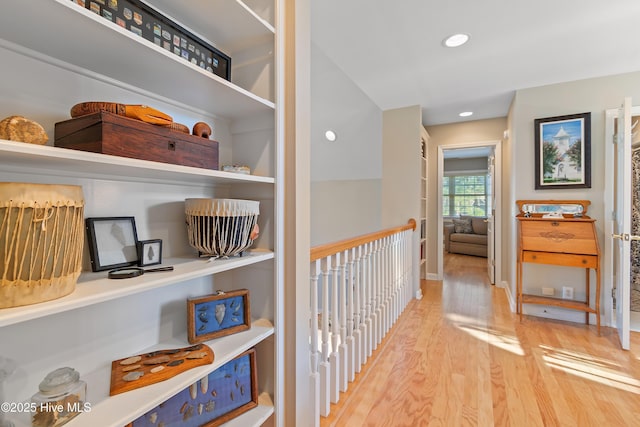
[519,220,598,255]
[522,251,599,268]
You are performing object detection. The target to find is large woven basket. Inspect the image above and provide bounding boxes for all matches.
[0,183,84,308]
[185,198,259,258]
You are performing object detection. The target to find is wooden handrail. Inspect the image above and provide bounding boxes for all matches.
[310,219,417,262]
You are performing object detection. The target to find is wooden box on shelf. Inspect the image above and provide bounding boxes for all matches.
[54,111,219,170]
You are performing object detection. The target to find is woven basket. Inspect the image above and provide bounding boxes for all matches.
[185,198,259,258]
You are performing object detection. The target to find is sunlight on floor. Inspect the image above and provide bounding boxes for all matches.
[540,345,640,394]
[448,312,525,356]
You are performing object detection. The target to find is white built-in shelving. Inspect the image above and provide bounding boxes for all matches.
[0,0,283,426]
[420,128,429,279]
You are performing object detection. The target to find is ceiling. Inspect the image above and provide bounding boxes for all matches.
[310,0,640,126]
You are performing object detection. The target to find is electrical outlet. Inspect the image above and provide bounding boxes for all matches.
[562,286,574,299]
[542,287,554,296]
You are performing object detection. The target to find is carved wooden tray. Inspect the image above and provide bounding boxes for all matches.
[110,343,214,396]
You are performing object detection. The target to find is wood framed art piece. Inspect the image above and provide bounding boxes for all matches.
[137,239,162,267]
[85,216,139,272]
[125,348,258,427]
[110,343,214,396]
[187,290,251,344]
[534,112,591,189]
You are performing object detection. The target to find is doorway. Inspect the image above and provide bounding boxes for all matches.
[436,141,502,286]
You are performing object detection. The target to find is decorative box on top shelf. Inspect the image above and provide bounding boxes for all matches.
[73,0,231,81]
[54,111,219,170]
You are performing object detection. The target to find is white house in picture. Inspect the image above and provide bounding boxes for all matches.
[549,126,581,181]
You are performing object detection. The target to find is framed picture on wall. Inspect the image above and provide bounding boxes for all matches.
[534,112,591,189]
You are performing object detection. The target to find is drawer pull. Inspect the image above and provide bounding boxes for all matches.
[551,221,559,226]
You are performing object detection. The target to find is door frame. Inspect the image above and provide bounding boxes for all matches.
[604,103,640,337]
[436,140,503,286]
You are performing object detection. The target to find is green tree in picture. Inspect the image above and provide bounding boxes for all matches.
[565,140,582,170]
[543,141,559,178]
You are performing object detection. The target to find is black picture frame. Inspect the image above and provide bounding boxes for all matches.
[137,239,162,267]
[74,0,231,81]
[86,217,139,272]
[534,112,591,189]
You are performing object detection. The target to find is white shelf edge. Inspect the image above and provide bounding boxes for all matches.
[54,0,276,111]
[0,140,275,186]
[0,1,275,120]
[0,250,274,328]
[235,0,276,34]
[10,321,275,427]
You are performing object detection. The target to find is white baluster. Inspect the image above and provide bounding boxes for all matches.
[330,253,340,404]
[354,245,363,372]
[320,256,331,417]
[384,235,392,333]
[390,234,397,325]
[310,260,320,423]
[365,242,374,357]
[405,230,414,306]
[374,239,383,347]
[380,237,386,342]
[396,233,402,318]
[338,250,348,392]
[346,247,357,381]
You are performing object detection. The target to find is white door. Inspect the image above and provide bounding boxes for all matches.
[612,97,632,350]
[486,151,495,284]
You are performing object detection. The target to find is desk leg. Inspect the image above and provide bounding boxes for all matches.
[585,268,590,325]
[517,259,522,321]
[596,266,601,336]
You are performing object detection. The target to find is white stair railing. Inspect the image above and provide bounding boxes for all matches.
[309,219,417,423]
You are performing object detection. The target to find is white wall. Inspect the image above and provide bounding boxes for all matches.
[381,105,421,228]
[310,43,382,245]
[444,157,488,174]
[507,70,640,324]
[381,105,422,297]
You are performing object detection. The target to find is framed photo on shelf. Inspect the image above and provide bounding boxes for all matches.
[86,217,139,272]
[534,112,591,189]
[187,289,251,344]
[126,348,258,427]
[137,239,162,267]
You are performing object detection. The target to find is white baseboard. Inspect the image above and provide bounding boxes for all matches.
[426,273,441,281]
[502,281,516,312]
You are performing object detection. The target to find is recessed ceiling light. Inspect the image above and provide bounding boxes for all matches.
[325,130,337,142]
[443,33,470,48]
[459,111,473,117]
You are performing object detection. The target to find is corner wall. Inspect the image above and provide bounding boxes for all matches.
[381,105,422,228]
[310,43,383,246]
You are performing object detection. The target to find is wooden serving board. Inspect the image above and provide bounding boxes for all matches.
[110,343,214,396]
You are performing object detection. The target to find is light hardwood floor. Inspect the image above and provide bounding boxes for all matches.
[321,253,640,426]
